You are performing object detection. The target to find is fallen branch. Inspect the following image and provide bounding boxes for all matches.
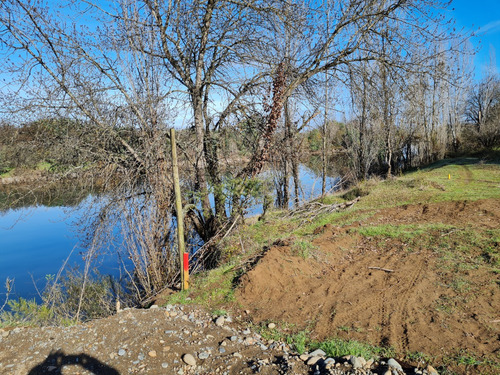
[368,267,394,273]
[288,196,361,225]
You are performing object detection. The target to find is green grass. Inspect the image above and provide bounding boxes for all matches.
[310,337,395,359]
[0,167,14,178]
[355,223,455,240]
[161,262,237,309]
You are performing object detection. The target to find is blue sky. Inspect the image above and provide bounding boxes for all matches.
[450,0,500,78]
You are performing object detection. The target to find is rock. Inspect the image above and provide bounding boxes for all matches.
[230,335,238,342]
[388,358,403,372]
[427,365,439,375]
[309,349,326,357]
[161,363,169,368]
[299,354,309,361]
[118,349,126,356]
[148,350,157,358]
[325,358,335,368]
[182,353,196,366]
[307,356,321,365]
[242,328,251,335]
[350,356,363,369]
[233,352,243,359]
[2,331,10,338]
[150,304,159,309]
[219,347,226,354]
[198,352,210,360]
[138,353,145,361]
[243,337,255,345]
[268,323,276,329]
[383,371,392,375]
[215,316,225,326]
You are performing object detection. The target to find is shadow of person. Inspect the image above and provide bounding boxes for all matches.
[28,349,120,375]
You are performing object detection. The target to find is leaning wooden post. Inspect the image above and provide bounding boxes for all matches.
[170,128,188,290]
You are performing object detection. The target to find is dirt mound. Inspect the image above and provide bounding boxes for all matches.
[236,200,500,368]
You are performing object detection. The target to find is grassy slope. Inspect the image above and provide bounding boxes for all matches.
[163,155,500,374]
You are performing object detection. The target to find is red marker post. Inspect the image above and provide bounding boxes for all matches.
[183,252,189,290]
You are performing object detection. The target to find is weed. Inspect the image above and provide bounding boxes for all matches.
[291,240,317,259]
[0,298,54,327]
[286,331,308,354]
[311,337,394,359]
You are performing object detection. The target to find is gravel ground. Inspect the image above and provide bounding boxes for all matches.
[0,304,439,375]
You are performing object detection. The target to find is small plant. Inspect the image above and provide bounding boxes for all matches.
[0,298,54,327]
[291,240,317,259]
[286,331,308,354]
[311,337,394,359]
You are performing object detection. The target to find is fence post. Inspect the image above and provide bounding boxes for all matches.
[170,128,188,290]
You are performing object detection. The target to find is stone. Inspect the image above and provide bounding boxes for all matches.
[309,349,326,357]
[299,354,309,361]
[325,358,335,369]
[138,353,145,361]
[350,356,363,369]
[150,305,159,309]
[268,323,276,329]
[243,337,255,346]
[233,352,243,359]
[242,328,251,335]
[383,371,392,375]
[427,365,439,375]
[161,363,168,369]
[198,352,210,360]
[307,356,321,365]
[182,354,196,366]
[219,347,226,354]
[230,335,238,342]
[118,349,126,356]
[215,316,225,326]
[388,358,403,372]
[148,350,157,358]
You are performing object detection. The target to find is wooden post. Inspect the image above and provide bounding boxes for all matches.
[171,128,188,290]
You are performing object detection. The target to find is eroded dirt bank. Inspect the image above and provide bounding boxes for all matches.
[236,199,500,365]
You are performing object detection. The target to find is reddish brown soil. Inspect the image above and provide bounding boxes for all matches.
[236,199,500,367]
